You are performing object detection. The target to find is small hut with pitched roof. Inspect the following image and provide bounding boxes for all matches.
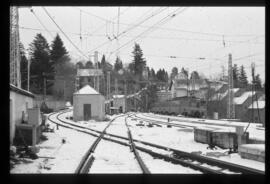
[73,85,105,121]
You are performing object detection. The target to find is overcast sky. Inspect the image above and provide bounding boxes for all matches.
[18,6,265,83]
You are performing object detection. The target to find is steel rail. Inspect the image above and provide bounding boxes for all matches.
[47,111,264,174]
[48,110,125,173]
[125,116,150,174]
[74,114,126,174]
[132,114,194,128]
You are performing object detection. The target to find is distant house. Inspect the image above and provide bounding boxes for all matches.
[170,72,208,99]
[112,95,126,113]
[246,97,265,126]
[208,88,264,122]
[208,88,245,119]
[234,91,263,121]
[208,80,227,93]
[156,90,172,102]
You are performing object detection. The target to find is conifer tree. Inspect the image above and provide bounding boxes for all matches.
[170,67,178,80]
[19,42,28,90]
[85,61,94,69]
[50,34,68,66]
[254,74,262,90]
[132,43,146,77]
[29,33,52,93]
[114,56,123,72]
[232,64,240,88]
[238,65,248,88]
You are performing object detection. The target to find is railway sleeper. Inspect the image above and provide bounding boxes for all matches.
[135,146,223,174]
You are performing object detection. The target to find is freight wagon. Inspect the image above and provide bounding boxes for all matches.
[151,96,207,118]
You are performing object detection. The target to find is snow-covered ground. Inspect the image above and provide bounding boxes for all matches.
[90,140,141,173]
[11,112,96,173]
[124,114,264,171]
[11,111,265,173]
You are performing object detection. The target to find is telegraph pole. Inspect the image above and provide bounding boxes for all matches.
[115,78,118,95]
[124,79,127,112]
[43,74,46,100]
[251,62,255,123]
[227,53,235,119]
[27,55,30,91]
[107,71,111,99]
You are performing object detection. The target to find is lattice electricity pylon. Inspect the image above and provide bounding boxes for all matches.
[227,53,235,119]
[10,6,21,88]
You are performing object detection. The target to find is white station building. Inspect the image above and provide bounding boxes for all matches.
[73,85,105,121]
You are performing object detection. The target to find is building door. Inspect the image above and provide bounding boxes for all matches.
[119,106,123,113]
[83,104,91,121]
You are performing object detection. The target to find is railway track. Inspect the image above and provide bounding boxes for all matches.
[131,113,195,128]
[124,116,150,174]
[47,111,264,174]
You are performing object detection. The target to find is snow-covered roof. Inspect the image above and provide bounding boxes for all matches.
[65,101,71,107]
[259,95,265,101]
[74,85,100,95]
[234,91,254,105]
[10,84,35,98]
[210,90,228,101]
[248,101,265,109]
[233,88,240,93]
[113,95,126,99]
[175,72,188,80]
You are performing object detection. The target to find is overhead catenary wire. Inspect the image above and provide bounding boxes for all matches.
[42,7,88,60]
[71,7,264,39]
[86,7,169,55]
[85,7,131,37]
[19,26,264,45]
[18,26,264,46]
[109,7,189,56]
[30,8,54,38]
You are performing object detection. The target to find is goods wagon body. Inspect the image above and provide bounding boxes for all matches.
[151,96,206,118]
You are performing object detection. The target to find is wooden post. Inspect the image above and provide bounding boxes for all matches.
[32,124,37,146]
[235,125,244,147]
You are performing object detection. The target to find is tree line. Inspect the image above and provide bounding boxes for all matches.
[232,64,263,90]
[19,33,170,104]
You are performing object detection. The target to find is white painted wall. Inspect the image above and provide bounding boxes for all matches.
[113,97,126,112]
[10,91,34,144]
[73,94,105,121]
[175,89,188,97]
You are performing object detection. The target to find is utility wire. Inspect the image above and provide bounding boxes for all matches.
[110,7,188,55]
[42,7,88,60]
[19,26,264,45]
[30,8,54,38]
[75,7,264,38]
[80,7,131,36]
[86,7,169,54]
